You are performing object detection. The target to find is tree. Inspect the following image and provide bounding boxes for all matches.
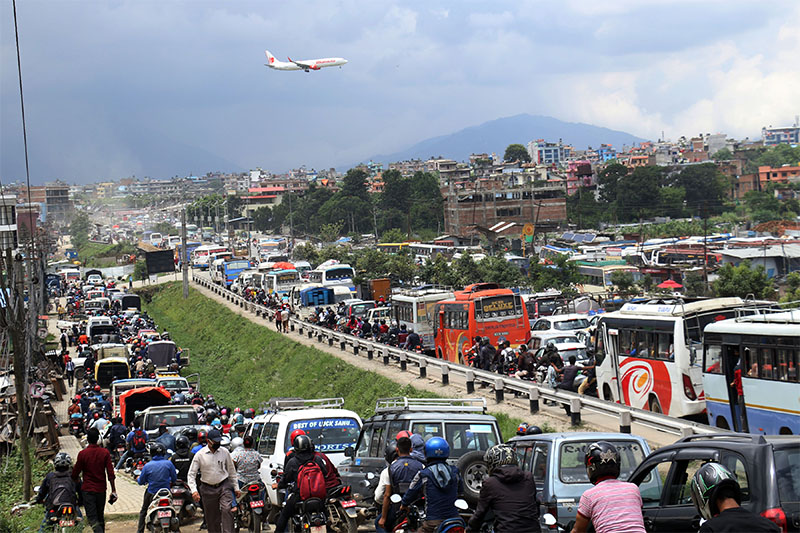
[453,252,481,286]
[477,256,524,286]
[319,221,345,244]
[617,166,663,221]
[528,255,582,295]
[713,261,773,299]
[419,254,459,287]
[597,162,628,205]
[152,221,176,235]
[251,206,272,232]
[567,187,606,228]
[226,195,243,218]
[610,271,638,298]
[341,168,369,200]
[780,272,800,305]
[69,211,90,247]
[292,243,319,265]
[381,228,407,243]
[380,169,410,213]
[133,259,148,282]
[503,144,531,163]
[712,148,733,161]
[674,164,729,216]
[683,271,706,297]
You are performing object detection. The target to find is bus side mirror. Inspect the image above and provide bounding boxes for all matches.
[344,446,355,458]
[690,346,697,365]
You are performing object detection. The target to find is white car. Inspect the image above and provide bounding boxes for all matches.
[246,398,362,510]
[531,313,590,337]
[86,274,103,286]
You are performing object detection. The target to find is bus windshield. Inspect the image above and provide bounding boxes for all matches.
[475,295,523,320]
[325,267,354,281]
[226,260,250,270]
[284,417,360,454]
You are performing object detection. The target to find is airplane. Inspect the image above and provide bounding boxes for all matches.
[264,50,347,72]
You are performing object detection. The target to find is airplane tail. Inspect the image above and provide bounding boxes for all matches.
[264,50,276,65]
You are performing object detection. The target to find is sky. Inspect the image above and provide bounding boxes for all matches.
[1,0,798,184]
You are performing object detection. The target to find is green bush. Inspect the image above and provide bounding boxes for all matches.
[0,449,53,533]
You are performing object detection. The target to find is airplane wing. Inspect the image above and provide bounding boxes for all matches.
[288,57,319,70]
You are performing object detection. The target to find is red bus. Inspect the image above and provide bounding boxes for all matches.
[433,283,530,364]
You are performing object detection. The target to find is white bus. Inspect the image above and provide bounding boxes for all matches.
[307,263,356,294]
[703,310,800,434]
[263,269,302,296]
[191,245,228,270]
[392,286,454,353]
[594,297,747,417]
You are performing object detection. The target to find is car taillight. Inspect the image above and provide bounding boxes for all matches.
[158,499,171,507]
[682,374,697,400]
[761,507,787,532]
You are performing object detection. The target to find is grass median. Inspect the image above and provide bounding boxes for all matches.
[140,282,526,438]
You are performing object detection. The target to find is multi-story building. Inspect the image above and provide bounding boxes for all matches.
[223,173,251,194]
[758,165,800,189]
[442,176,567,237]
[428,158,471,185]
[0,194,18,250]
[762,123,800,146]
[19,181,73,225]
[565,160,594,195]
[526,140,572,165]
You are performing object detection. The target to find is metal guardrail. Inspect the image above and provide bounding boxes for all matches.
[190,273,721,438]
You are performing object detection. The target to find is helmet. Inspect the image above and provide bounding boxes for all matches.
[516,423,529,436]
[290,429,307,447]
[93,412,100,420]
[519,344,528,352]
[220,408,228,416]
[53,452,73,471]
[234,407,241,414]
[498,337,507,346]
[384,440,399,464]
[484,444,518,473]
[231,437,244,450]
[481,336,490,345]
[424,437,450,460]
[294,434,313,453]
[220,415,229,425]
[184,427,198,442]
[585,441,620,484]
[94,385,101,392]
[690,463,742,521]
[197,429,208,445]
[149,442,166,457]
[205,408,219,421]
[176,435,190,452]
[396,430,412,441]
[211,419,222,428]
[244,408,255,419]
[525,425,543,435]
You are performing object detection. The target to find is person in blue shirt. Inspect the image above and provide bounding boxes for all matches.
[401,437,462,533]
[115,423,149,470]
[136,442,177,533]
[154,422,176,453]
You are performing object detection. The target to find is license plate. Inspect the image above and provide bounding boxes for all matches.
[311,527,326,533]
[59,520,75,526]
[173,499,183,506]
[340,499,357,508]
[157,510,172,518]
[250,500,264,508]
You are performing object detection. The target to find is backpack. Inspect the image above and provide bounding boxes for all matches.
[132,428,146,450]
[297,458,327,500]
[48,472,77,508]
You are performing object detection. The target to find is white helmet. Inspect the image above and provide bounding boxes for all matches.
[231,437,244,450]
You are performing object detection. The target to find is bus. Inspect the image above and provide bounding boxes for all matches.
[191,245,228,269]
[376,242,410,254]
[211,258,251,288]
[307,263,356,294]
[433,283,530,364]
[392,287,454,353]
[264,269,301,296]
[703,310,800,434]
[575,261,640,289]
[594,297,748,417]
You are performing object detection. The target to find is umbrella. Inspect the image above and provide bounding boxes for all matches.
[657,279,683,289]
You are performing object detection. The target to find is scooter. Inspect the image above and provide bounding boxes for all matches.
[325,484,358,533]
[145,487,180,532]
[234,481,267,533]
[389,495,469,533]
[170,479,197,525]
[48,503,80,533]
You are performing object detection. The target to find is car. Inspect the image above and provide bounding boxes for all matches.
[530,314,591,337]
[246,398,362,515]
[628,433,798,533]
[505,432,655,530]
[155,375,190,395]
[86,274,103,286]
[532,339,591,366]
[139,405,199,439]
[337,397,503,508]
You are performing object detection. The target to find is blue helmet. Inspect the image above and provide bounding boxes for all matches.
[425,437,450,460]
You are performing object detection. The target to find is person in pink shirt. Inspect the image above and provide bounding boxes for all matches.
[572,441,645,533]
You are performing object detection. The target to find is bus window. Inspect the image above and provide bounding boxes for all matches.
[758,348,775,379]
[704,344,723,374]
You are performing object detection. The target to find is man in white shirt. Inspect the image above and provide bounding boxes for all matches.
[187,429,240,533]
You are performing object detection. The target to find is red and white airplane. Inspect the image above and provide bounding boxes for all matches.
[264,50,348,72]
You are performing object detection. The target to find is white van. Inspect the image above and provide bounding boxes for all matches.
[247,398,362,510]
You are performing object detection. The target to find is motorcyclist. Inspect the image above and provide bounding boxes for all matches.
[36,452,83,532]
[171,436,194,482]
[401,437,462,533]
[377,433,425,533]
[498,339,515,374]
[154,422,176,453]
[690,462,779,532]
[403,328,421,350]
[115,422,149,470]
[106,416,128,454]
[514,345,536,379]
[467,444,538,532]
[479,337,496,371]
[570,441,645,533]
[136,442,177,533]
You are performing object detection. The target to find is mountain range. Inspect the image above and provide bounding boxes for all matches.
[360,113,647,165]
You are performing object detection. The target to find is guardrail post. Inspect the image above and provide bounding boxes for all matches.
[308,329,314,339]
[528,388,539,414]
[327,335,333,346]
[399,353,407,372]
[419,358,427,378]
[290,322,295,332]
[441,365,449,386]
[465,370,474,393]
[367,348,374,360]
[298,325,303,335]
[383,347,390,366]
[353,343,359,356]
[340,338,347,351]
[570,398,582,426]
[619,412,632,434]
[680,427,693,439]
[494,379,504,403]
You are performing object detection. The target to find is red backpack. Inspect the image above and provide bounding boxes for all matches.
[297,458,327,500]
[132,428,147,450]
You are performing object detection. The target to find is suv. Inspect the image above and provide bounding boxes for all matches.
[140,405,199,439]
[247,398,362,512]
[337,397,502,508]
[506,432,655,529]
[628,433,799,532]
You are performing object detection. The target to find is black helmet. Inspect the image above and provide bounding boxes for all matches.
[205,408,218,421]
[484,444,518,474]
[690,463,742,521]
[184,427,198,442]
[150,442,166,457]
[244,408,256,419]
[525,425,543,435]
[294,434,313,453]
[176,435,190,452]
[384,440,398,464]
[585,441,620,484]
[220,415,229,425]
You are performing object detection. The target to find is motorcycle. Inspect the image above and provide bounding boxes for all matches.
[325,484,358,533]
[48,503,80,533]
[145,487,180,532]
[234,481,266,533]
[170,479,197,525]
[126,450,150,481]
[289,496,328,533]
[68,414,84,437]
[389,495,469,533]
[541,512,572,532]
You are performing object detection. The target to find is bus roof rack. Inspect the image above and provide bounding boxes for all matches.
[676,433,767,445]
[375,397,487,414]
[266,397,345,411]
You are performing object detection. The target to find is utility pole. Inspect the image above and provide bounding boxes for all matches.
[181,209,189,299]
[703,204,709,294]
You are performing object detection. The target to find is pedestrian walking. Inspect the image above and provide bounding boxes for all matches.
[60,331,68,351]
[65,356,75,387]
[281,306,290,333]
[275,308,283,332]
[72,428,117,533]
[187,429,240,533]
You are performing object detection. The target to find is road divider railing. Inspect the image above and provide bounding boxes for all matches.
[190,272,720,438]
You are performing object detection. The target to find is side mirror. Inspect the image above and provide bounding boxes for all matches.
[390,493,402,504]
[366,472,375,480]
[542,513,556,526]
[344,446,355,458]
[34,485,41,493]
[454,499,469,511]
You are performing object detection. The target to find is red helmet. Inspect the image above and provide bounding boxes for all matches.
[74,394,81,400]
[197,429,208,444]
[290,429,306,446]
[94,385,101,392]
[396,430,412,441]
